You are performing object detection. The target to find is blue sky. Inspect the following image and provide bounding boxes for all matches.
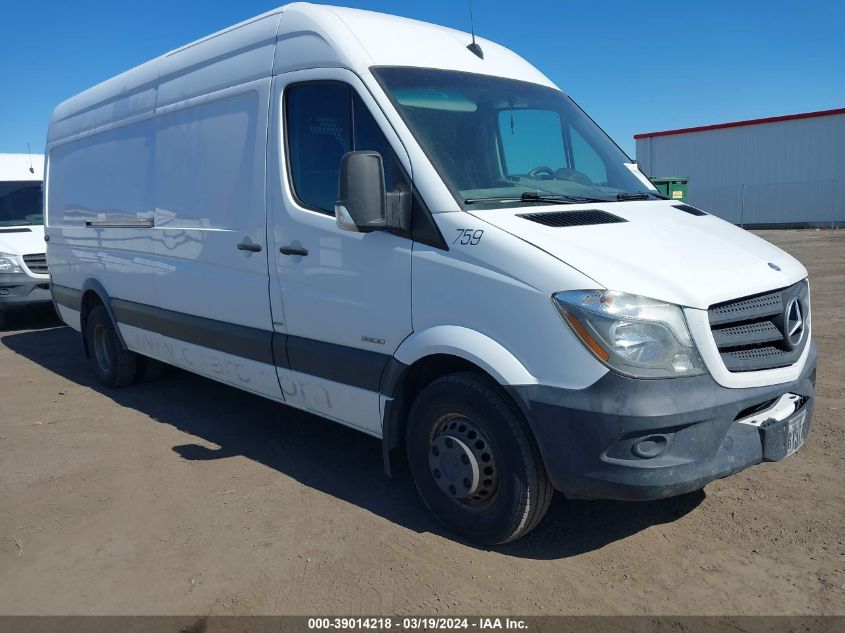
[2,0,843,157]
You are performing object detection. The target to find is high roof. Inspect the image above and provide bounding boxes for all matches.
[634,107,845,140]
[48,3,553,144]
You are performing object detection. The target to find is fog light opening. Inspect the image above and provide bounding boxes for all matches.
[632,435,670,459]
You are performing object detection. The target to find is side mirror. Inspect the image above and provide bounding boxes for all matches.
[335,151,410,233]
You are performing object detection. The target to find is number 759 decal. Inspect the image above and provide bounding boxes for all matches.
[453,229,484,245]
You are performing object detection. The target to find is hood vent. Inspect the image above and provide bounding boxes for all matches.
[0,227,32,233]
[673,204,707,216]
[517,210,627,228]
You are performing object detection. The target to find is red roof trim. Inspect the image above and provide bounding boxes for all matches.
[634,107,845,140]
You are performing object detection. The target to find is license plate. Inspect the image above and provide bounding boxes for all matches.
[785,410,808,456]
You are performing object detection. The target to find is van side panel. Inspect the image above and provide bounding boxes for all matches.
[150,81,272,328]
[47,117,160,311]
[47,15,282,399]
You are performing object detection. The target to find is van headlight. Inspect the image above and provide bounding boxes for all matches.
[0,252,24,274]
[553,290,706,378]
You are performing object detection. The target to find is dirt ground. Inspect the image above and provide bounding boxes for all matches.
[0,229,843,615]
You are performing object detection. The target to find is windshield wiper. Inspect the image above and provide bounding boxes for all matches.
[616,191,669,201]
[464,192,609,205]
[521,192,610,204]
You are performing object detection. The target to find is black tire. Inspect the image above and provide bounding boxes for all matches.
[406,372,553,545]
[136,355,167,382]
[86,305,137,388]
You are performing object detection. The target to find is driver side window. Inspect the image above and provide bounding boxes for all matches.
[285,82,407,215]
[497,109,565,176]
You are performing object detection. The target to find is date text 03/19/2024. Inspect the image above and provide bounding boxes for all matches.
[307,617,528,630]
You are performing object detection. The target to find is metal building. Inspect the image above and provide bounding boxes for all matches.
[635,107,845,227]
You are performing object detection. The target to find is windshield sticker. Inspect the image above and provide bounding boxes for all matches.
[624,163,658,191]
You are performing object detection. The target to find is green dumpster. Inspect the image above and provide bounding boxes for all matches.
[650,177,689,202]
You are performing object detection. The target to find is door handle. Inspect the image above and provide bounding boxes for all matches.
[237,242,262,252]
[280,245,309,257]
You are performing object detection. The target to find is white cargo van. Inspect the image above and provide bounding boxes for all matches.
[46,3,816,543]
[0,153,50,327]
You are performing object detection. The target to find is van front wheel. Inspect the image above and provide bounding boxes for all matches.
[86,305,137,388]
[406,372,553,544]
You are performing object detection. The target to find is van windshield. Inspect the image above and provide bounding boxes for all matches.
[372,67,654,209]
[0,181,44,226]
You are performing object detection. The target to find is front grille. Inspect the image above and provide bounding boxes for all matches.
[708,280,809,372]
[22,253,49,275]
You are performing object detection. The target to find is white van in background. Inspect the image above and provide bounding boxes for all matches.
[0,153,50,327]
[45,3,815,544]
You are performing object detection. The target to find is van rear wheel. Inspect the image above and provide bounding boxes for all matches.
[406,372,553,545]
[86,305,137,388]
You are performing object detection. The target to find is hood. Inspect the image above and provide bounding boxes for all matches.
[469,200,807,309]
[0,225,46,257]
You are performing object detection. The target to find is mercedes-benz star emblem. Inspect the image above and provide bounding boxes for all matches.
[784,297,805,349]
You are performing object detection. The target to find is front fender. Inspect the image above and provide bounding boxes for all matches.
[381,325,537,477]
[392,325,537,387]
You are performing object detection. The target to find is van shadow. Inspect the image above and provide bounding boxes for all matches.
[0,304,63,332]
[1,325,703,560]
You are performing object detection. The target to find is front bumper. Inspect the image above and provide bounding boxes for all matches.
[513,343,817,501]
[0,274,52,310]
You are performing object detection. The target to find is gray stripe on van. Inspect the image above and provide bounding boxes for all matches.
[112,300,390,390]
[111,298,275,365]
[52,284,83,311]
[286,335,390,393]
[52,287,391,391]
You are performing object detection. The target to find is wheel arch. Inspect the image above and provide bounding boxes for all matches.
[392,326,536,387]
[79,279,126,357]
[381,326,539,477]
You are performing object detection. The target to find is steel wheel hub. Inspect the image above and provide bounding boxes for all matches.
[93,324,111,373]
[429,416,498,503]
